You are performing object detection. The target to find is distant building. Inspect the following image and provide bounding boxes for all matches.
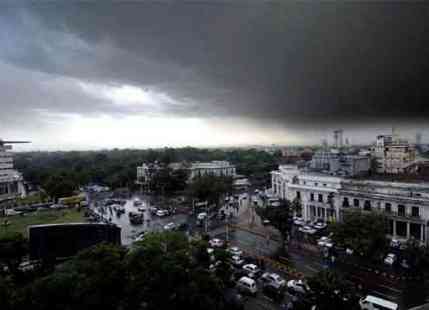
[189,161,236,179]
[0,142,26,205]
[310,150,370,177]
[372,134,416,174]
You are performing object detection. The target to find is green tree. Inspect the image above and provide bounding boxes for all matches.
[307,271,360,310]
[186,175,233,208]
[256,200,293,253]
[331,211,388,260]
[43,174,77,201]
[20,243,126,310]
[0,232,28,279]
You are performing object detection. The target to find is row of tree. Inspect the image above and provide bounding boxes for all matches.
[15,147,280,200]
[0,232,236,310]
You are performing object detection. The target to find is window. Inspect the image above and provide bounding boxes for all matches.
[364,200,371,211]
[303,181,306,185]
[342,197,349,207]
[323,183,327,187]
[398,205,405,217]
[385,203,391,213]
[412,206,420,217]
[396,221,407,237]
[296,191,301,199]
[353,199,360,207]
[318,194,323,203]
[310,193,314,201]
[315,183,318,186]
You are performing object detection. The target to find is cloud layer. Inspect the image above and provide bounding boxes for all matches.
[1,2,429,149]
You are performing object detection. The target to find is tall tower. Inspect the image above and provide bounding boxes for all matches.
[333,129,343,149]
[416,132,422,146]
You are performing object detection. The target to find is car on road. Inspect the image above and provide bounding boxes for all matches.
[209,238,224,248]
[236,276,258,295]
[293,217,305,226]
[228,246,243,256]
[262,219,271,225]
[230,255,245,267]
[298,225,317,234]
[261,272,286,288]
[138,206,147,212]
[197,212,207,220]
[242,264,261,278]
[384,253,397,266]
[134,231,146,242]
[359,295,398,310]
[317,236,334,248]
[163,222,177,231]
[156,209,169,217]
[149,207,158,215]
[313,222,327,230]
[263,283,285,302]
[287,279,310,295]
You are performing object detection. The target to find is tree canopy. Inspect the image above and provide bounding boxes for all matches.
[330,210,388,260]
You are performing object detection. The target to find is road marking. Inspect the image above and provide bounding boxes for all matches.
[370,290,398,301]
[378,284,402,294]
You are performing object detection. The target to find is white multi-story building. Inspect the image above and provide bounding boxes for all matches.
[271,164,429,244]
[137,160,235,184]
[310,150,370,177]
[372,134,416,174]
[188,161,236,179]
[0,143,26,204]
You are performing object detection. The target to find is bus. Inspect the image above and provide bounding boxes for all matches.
[359,295,398,310]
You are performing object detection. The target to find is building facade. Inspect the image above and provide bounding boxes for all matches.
[271,164,429,244]
[372,135,416,174]
[189,161,236,179]
[0,144,25,204]
[310,150,370,177]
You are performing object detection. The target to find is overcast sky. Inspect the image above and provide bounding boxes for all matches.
[1,2,429,151]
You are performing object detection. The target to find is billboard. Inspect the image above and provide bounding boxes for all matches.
[28,223,121,260]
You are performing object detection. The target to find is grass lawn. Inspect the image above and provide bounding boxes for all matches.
[0,208,87,239]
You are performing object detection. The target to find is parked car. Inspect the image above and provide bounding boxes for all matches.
[242,264,261,278]
[209,238,224,248]
[293,217,305,226]
[384,253,397,266]
[163,222,177,231]
[236,276,258,295]
[263,283,285,302]
[298,225,317,234]
[313,222,327,230]
[228,246,243,256]
[287,279,310,295]
[317,236,334,248]
[156,209,169,217]
[197,212,207,220]
[261,272,286,288]
[149,207,158,215]
[134,231,146,242]
[231,255,245,267]
[390,239,401,249]
[262,219,271,225]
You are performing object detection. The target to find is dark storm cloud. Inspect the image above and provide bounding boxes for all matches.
[1,2,429,128]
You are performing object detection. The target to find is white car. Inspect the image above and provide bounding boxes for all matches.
[287,279,310,294]
[242,264,260,278]
[134,231,146,242]
[156,209,169,217]
[197,212,207,220]
[163,222,177,231]
[261,272,286,288]
[293,217,305,226]
[317,236,334,248]
[228,247,243,256]
[390,239,401,248]
[313,222,327,230]
[209,238,224,248]
[384,253,397,266]
[298,225,317,234]
[231,255,245,267]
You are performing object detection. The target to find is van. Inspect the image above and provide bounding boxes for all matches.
[237,276,258,295]
[359,295,398,310]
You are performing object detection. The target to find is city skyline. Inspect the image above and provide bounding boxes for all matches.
[1,2,429,151]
